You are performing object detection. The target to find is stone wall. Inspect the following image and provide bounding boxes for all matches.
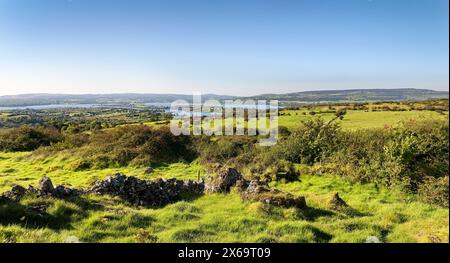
[1,167,307,209]
[90,173,204,206]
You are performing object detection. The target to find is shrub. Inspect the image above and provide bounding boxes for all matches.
[80,125,195,168]
[275,118,341,165]
[418,176,449,208]
[195,136,257,164]
[0,126,61,152]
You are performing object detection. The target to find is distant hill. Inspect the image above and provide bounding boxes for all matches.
[248,89,449,102]
[0,93,235,107]
[0,89,448,107]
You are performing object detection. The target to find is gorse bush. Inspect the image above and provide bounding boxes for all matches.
[31,125,195,169]
[274,118,341,165]
[418,176,449,208]
[194,136,257,165]
[76,125,195,168]
[323,119,449,206]
[0,126,61,152]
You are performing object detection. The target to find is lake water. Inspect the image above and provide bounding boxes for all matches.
[0,104,123,111]
[1,102,279,111]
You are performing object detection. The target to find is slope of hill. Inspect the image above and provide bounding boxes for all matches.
[249,89,449,102]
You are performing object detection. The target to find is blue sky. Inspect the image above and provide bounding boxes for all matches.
[0,0,448,96]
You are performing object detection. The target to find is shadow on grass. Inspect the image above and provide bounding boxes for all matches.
[296,206,335,221]
[0,195,107,231]
[305,225,333,243]
[0,190,202,231]
[140,192,204,209]
[149,162,169,169]
[0,200,73,230]
[334,206,370,218]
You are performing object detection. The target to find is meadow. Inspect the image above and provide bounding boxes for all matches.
[0,101,448,243]
[278,109,447,130]
[0,154,447,243]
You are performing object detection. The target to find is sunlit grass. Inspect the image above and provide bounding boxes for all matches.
[278,110,447,130]
[0,152,448,243]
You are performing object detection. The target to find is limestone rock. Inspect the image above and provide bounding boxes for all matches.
[90,173,204,206]
[241,179,306,209]
[39,176,54,194]
[2,184,27,201]
[204,167,243,193]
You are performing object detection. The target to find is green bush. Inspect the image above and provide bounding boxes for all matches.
[275,118,341,165]
[0,126,61,152]
[79,125,195,168]
[195,136,256,165]
[418,176,449,208]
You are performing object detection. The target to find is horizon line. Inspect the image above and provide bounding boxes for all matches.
[1,88,448,98]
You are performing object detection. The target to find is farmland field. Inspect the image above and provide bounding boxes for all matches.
[279,110,448,130]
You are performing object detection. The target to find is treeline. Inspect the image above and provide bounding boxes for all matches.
[284,99,449,113]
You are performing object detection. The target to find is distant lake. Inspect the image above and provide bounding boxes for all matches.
[0,104,113,111]
[144,102,172,107]
[0,102,282,112]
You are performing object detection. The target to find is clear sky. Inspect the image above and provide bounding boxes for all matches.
[0,0,448,96]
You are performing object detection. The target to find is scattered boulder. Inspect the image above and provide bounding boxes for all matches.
[39,176,54,194]
[53,185,83,198]
[0,177,82,202]
[1,184,27,201]
[204,167,243,193]
[203,167,307,209]
[240,179,306,209]
[241,179,271,197]
[329,192,348,210]
[27,185,40,195]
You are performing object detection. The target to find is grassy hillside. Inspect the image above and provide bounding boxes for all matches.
[0,151,448,243]
[251,89,449,102]
[0,102,448,243]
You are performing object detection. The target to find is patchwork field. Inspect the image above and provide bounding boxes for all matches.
[279,110,448,130]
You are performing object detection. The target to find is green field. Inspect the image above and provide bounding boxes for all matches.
[279,110,448,130]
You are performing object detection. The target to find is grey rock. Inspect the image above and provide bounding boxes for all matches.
[89,173,205,206]
[204,167,243,193]
[2,184,27,201]
[39,176,54,194]
[241,179,307,209]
